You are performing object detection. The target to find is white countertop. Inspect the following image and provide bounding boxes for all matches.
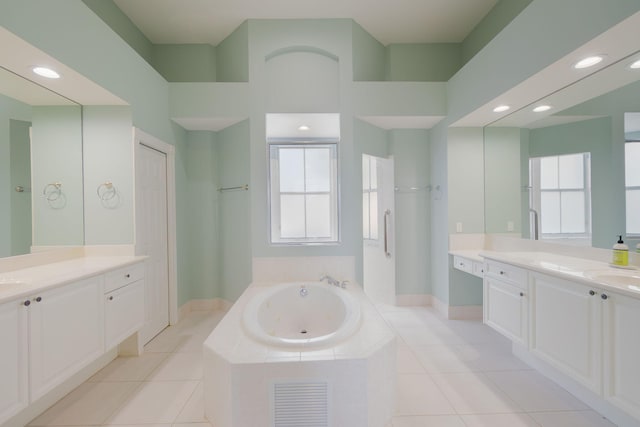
[480,250,640,298]
[0,256,146,304]
[449,250,484,262]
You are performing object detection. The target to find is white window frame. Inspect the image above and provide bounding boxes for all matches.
[268,142,339,245]
[530,152,592,241]
[625,141,640,236]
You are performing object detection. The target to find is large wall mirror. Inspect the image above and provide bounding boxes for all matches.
[484,49,640,250]
[0,66,83,258]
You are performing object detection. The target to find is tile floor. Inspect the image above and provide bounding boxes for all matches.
[27,305,617,427]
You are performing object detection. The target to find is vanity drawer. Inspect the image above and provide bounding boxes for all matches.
[453,256,473,274]
[104,262,145,293]
[484,261,527,287]
[472,261,485,278]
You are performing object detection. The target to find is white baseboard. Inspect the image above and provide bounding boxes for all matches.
[178,298,232,322]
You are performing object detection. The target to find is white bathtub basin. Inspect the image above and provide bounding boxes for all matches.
[242,282,362,349]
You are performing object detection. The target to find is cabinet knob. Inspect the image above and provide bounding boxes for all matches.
[125,274,130,278]
[601,293,609,300]
[23,300,31,307]
[35,296,42,302]
[499,271,505,275]
[108,296,114,301]
[589,290,596,296]
[519,292,524,297]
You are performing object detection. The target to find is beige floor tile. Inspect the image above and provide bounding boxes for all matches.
[460,413,540,427]
[391,414,466,427]
[430,372,522,414]
[146,352,203,381]
[28,382,138,426]
[395,374,456,416]
[529,410,617,427]
[485,370,588,412]
[88,353,168,382]
[104,381,199,425]
[174,382,207,423]
[396,344,425,374]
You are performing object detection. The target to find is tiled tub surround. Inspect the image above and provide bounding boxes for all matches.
[476,250,640,427]
[0,253,147,427]
[204,280,396,427]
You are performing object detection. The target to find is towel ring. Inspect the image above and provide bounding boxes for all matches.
[97,181,117,201]
[43,182,62,202]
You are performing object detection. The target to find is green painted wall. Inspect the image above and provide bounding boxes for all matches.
[385,44,462,82]
[484,127,522,234]
[389,129,431,295]
[529,117,615,249]
[9,120,32,256]
[448,127,485,234]
[429,121,449,304]
[462,0,532,63]
[82,106,134,245]
[217,120,252,301]
[0,95,31,257]
[81,0,153,63]
[217,21,249,82]
[185,130,220,302]
[153,44,216,82]
[352,22,385,81]
[31,106,84,247]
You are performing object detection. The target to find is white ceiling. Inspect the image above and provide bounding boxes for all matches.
[113,0,498,46]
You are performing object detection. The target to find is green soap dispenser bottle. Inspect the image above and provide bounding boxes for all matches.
[613,235,629,266]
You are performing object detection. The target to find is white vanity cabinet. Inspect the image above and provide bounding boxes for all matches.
[483,260,528,345]
[602,291,640,420]
[0,299,28,425]
[530,272,602,394]
[104,263,145,350]
[28,275,105,401]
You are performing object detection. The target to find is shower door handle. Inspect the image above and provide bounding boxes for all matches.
[384,209,392,258]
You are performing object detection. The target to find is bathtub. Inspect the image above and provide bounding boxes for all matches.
[242,282,362,349]
[203,280,396,427]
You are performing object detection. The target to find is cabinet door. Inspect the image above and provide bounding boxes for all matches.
[530,273,601,393]
[484,277,527,345]
[29,276,105,401]
[603,291,640,419]
[105,280,145,350]
[0,299,28,425]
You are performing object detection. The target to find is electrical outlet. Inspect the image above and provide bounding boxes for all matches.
[456,222,463,233]
[507,221,514,232]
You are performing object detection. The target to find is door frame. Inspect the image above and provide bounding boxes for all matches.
[133,127,178,326]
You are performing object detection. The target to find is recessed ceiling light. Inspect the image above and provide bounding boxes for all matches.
[32,66,60,79]
[630,59,640,69]
[573,55,604,69]
[533,105,552,113]
[493,105,510,113]
[298,125,310,131]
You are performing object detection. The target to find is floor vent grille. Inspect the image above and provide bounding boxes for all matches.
[272,381,328,427]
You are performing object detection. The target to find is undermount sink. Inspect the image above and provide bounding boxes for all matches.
[585,271,640,288]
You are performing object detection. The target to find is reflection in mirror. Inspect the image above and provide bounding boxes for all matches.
[529,152,592,245]
[0,66,83,258]
[624,114,640,235]
[484,50,640,249]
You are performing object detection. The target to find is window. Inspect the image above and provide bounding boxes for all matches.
[362,155,379,240]
[625,142,640,235]
[269,143,338,244]
[530,153,591,241]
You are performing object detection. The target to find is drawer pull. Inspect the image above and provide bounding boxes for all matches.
[499,271,505,275]
[519,292,524,297]
[125,274,131,279]
[35,296,42,302]
[601,293,609,300]
[589,290,596,296]
[108,296,114,301]
[23,300,31,307]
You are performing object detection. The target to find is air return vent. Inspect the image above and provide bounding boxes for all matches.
[272,381,329,427]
